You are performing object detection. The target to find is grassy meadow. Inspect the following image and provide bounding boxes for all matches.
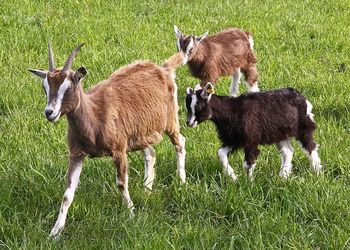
[1,0,350,248]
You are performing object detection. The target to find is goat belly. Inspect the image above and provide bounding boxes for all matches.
[127,132,164,151]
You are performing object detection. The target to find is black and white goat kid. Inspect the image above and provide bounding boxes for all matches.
[185,83,322,180]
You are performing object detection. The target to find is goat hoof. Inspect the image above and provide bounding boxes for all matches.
[49,227,62,240]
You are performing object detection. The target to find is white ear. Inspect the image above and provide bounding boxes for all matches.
[174,25,183,39]
[201,82,214,100]
[186,87,194,95]
[28,69,47,79]
[194,84,202,91]
[196,31,209,43]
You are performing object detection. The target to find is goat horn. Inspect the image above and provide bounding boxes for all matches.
[48,41,55,72]
[62,43,85,72]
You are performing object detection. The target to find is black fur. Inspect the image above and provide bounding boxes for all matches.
[186,88,317,166]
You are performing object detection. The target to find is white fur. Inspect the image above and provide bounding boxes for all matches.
[117,172,134,216]
[242,161,256,180]
[43,77,50,97]
[310,149,322,173]
[45,77,71,122]
[188,94,197,127]
[248,35,254,50]
[277,140,294,178]
[176,39,181,52]
[230,68,241,97]
[176,134,186,183]
[143,147,156,191]
[182,38,194,65]
[50,159,83,238]
[174,25,182,39]
[248,82,259,93]
[306,100,315,122]
[194,84,202,91]
[218,147,237,181]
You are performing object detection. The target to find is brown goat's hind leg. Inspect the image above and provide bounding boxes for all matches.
[245,65,259,92]
[143,146,156,191]
[50,154,85,238]
[113,151,134,214]
[168,132,186,183]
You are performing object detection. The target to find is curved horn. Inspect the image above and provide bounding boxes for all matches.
[62,43,85,72]
[48,41,55,72]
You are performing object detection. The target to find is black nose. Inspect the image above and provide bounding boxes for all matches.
[45,109,53,118]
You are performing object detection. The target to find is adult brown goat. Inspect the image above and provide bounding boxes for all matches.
[29,43,186,237]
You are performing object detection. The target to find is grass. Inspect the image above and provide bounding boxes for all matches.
[1,0,350,248]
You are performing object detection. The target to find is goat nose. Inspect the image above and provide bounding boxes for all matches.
[45,109,53,117]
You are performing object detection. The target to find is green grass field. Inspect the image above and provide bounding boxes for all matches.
[1,0,350,248]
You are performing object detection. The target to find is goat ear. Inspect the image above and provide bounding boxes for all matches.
[196,31,208,43]
[201,82,214,100]
[174,25,183,39]
[186,87,194,95]
[73,66,87,84]
[28,69,47,79]
[194,84,202,91]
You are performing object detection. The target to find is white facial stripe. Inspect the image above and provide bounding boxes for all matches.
[45,77,71,120]
[188,94,197,126]
[43,77,50,101]
[186,38,194,54]
[182,54,188,65]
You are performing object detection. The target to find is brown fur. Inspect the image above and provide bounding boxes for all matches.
[180,28,259,88]
[67,60,181,157]
[31,48,186,235]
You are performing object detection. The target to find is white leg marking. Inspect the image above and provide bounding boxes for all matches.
[143,147,156,191]
[117,173,134,214]
[230,68,241,97]
[310,149,322,173]
[243,161,256,180]
[176,134,186,183]
[247,81,259,93]
[50,158,83,238]
[306,100,315,122]
[300,143,322,174]
[277,140,294,179]
[218,147,237,181]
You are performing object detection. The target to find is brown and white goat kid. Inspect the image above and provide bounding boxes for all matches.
[174,25,259,96]
[185,83,322,181]
[29,43,186,237]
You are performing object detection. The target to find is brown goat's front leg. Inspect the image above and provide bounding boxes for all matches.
[50,154,85,238]
[113,151,134,214]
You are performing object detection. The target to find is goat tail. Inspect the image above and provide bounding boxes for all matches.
[163,52,184,71]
